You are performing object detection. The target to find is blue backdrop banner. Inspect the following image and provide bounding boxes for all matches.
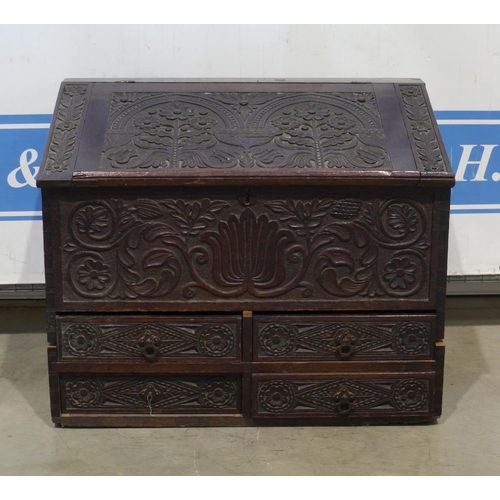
[0,115,51,221]
[436,111,500,214]
[1,112,499,220]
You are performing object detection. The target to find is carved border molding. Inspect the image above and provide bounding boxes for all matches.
[43,84,88,174]
[399,85,446,173]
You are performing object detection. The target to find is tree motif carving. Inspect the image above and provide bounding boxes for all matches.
[61,193,431,303]
[257,378,430,415]
[101,92,391,170]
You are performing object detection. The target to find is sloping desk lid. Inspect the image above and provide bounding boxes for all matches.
[37,79,455,187]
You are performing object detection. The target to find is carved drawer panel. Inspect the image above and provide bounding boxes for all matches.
[54,185,436,312]
[254,314,435,361]
[57,315,241,361]
[253,373,435,419]
[61,374,241,414]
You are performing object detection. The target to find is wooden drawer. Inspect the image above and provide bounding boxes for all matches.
[252,373,435,420]
[253,314,435,361]
[57,315,241,362]
[60,374,242,415]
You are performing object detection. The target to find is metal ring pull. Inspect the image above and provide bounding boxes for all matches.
[334,327,359,360]
[137,331,161,362]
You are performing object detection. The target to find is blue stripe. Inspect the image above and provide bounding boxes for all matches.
[435,111,500,120]
[0,216,43,221]
[0,114,52,124]
[451,210,500,215]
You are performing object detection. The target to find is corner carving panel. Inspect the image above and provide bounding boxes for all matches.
[254,376,432,417]
[399,85,446,173]
[62,375,240,414]
[43,84,88,174]
[58,316,241,360]
[101,92,392,170]
[58,188,434,309]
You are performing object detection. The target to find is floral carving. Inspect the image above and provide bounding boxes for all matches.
[200,380,236,407]
[256,319,432,360]
[259,381,296,413]
[66,380,100,408]
[197,324,234,357]
[259,323,297,356]
[393,379,428,411]
[75,206,110,235]
[77,258,111,291]
[101,92,390,170]
[199,208,296,295]
[163,199,229,237]
[400,85,446,172]
[294,102,331,121]
[64,377,239,412]
[387,204,419,235]
[393,322,429,355]
[63,324,99,356]
[44,84,87,174]
[383,257,417,290]
[62,194,430,303]
[60,321,238,359]
[256,378,430,416]
[210,92,275,120]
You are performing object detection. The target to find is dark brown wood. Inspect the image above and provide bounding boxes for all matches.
[38,79,454,426]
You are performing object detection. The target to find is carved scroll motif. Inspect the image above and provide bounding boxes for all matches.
[61,194,430,303]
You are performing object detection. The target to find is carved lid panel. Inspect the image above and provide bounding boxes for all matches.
[37,80,454,187]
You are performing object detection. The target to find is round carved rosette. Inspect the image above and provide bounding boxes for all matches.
[66,380,101,408]
[70,202,116,245]
[381,251,426,297]
[259,323,297,357]
[68,252,116,299]
[393,322,429,355]
[63,323,100,357]
[379,200,425,244]
[196,324,234,357]
[392,379,428,411]
[200,380,236,408]
[258,381,296,413]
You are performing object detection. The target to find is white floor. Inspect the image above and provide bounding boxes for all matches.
[0,297,499,475]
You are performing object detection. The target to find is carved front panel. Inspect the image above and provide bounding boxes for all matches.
[253,374,434,417]
[254,315,434,361]
[57,186,435,310]
[101,91,392,171]
[58,315,241,361]
[61,375,241,414]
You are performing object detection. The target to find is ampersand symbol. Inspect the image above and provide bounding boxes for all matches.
[7,149,39,188]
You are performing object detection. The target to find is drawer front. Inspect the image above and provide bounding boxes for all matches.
[254,314,435,361]
[253,373,435,419]
[52,186,437,312]
[57,315,241,361]
[61,374,241,414]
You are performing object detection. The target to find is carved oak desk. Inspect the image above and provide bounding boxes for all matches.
[37,79,455,427]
